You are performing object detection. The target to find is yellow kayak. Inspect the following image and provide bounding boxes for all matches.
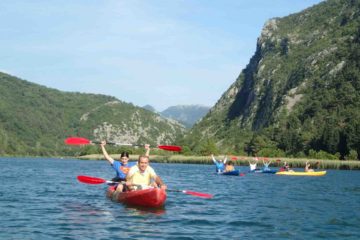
[276,171,327,176]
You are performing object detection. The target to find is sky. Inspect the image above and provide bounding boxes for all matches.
[0,0,324,111]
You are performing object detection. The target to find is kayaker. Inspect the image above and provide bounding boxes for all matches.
[305,161,314,172]
[248,156,259,172]
[100,140,136,183]
[224,160,235,172]
[281,161,294,172]
[126,152,167,191]
[262,159,272,171]
[211,154,227,173]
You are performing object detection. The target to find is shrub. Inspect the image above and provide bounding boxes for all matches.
[346,150,358,160]
[308,149,338,160]
[258,148,286,157]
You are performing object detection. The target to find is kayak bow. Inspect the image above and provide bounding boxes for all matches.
[276,171,327,176]
[251,169,277,174]
[107,186,167,208]
[218,170,241,176]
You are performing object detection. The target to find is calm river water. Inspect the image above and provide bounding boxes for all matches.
[0,157,359,239]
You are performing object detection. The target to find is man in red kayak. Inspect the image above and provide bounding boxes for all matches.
[126,148,167,191]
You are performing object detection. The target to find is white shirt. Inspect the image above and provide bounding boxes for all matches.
[250,163,257,171]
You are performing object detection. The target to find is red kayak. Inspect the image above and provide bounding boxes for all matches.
[107,186,167,208]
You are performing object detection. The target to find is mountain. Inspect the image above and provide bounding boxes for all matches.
[142,104,157,113]
[0,72,185,156]
[160,105,210,128]
[182,0,360,159]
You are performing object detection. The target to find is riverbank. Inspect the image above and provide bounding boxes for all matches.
[77,154,360,170]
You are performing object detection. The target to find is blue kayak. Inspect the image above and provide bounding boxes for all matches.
[250,169,277,174]
[218,170,240,176]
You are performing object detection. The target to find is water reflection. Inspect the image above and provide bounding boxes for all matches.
[124,205,166,216]
[62,201,116,224]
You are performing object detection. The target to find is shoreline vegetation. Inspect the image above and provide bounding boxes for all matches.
[76,154,360,170]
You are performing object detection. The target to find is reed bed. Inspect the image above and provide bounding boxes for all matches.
[77,154,360,170]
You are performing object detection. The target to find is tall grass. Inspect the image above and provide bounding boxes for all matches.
[77,154,360,170]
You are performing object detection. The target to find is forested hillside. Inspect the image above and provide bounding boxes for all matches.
[181,0,360,160]
[0,73,185,156]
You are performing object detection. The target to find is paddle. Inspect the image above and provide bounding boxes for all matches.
[77,175,116,185]
[166,189,213,199]
[65,137,182,152]
[77,175,213,199]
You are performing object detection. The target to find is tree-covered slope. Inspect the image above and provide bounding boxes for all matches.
[0,72,185,156]
[182,0,360,159]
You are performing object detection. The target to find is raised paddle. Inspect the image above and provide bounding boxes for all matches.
[77,175,116,184]
[77,175,213,199]
[65,137,182,152]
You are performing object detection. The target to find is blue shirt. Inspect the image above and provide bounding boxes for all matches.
[263,162,270,171]
[112,160,136,179]
[214,162,225,173]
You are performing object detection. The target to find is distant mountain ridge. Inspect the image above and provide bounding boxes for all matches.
[142,105,156,112]
[0,72,185,156]
[160,105,210,128]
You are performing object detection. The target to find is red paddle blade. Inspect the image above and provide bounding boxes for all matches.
[183,190,213,199]
[158,145,182,152]
[77,175,106,184]
[65,137,91,145]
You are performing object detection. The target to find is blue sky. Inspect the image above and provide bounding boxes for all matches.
[1,0,323,111]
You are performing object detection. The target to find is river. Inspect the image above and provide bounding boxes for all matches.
[0,157,359,239]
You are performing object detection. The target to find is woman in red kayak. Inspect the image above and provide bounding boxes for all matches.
[100,141,136,182]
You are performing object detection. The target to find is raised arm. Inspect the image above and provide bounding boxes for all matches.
[211,154,217,164]
[144,144,150,157]
[100,141,114,164]
[223,155,228,164]
[155,176,167,189]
